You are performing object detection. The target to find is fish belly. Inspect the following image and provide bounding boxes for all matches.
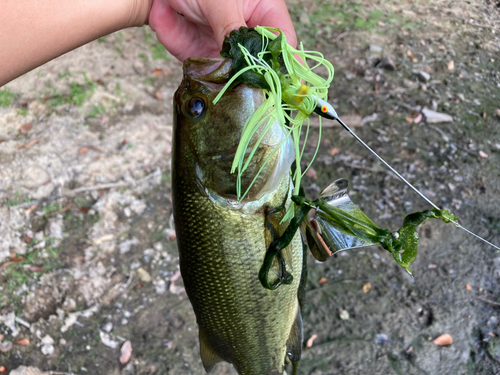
[173,178,302,375]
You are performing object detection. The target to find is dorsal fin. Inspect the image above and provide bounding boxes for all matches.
[199,327,223,372]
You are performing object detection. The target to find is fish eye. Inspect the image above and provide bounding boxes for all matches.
[186,97,205,118]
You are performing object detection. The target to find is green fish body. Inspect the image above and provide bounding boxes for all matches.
[172,58,303,375]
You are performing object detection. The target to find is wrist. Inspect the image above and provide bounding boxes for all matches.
[126,0,154,27]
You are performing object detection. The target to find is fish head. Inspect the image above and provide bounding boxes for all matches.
[174,57,294,202]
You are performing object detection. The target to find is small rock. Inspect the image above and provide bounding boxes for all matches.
[447,60,455,70]
[422,108,453,123]
[137,268,152,283]
[0,341,13,352]
[119,237,139,254]
[129,200,146,215]
[133,60,145,75]
[102,322,113,333]
[339,309,350,320]
[119,340,133,364]
[41,344,54,355]
[129,260,141,270]
[154,278,167,295]
[99,331,119,349]
[299,11,310,25]
[9,366,45,375]
[378,55,396,71]
[413,70,431,82]
[40,335,54,345]
[59,338,67,346]
[367,44,383,61]
[479,150,489,158]
[375,333,392,344]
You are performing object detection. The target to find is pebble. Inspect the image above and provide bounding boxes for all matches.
[154,278,167,295]
[102,322,113,333]
[379,55,396,71]
[137,267,152,283]
[413,70,431,82]
[0,341,13,352]
[339,309,350,320]
[40,335,54,355]
[422,108,453,123]
[99,331,119,349]
[9,366,45,375]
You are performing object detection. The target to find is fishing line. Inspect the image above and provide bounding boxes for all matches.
[312,95,500,251]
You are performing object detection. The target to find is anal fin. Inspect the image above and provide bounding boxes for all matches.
[199,327,222,373]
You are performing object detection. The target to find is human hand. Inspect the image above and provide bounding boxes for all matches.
[148,0,296,61]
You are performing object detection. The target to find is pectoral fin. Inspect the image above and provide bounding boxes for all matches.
[199,327,222,373]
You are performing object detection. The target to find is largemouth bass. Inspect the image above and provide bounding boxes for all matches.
[172,57,304,375]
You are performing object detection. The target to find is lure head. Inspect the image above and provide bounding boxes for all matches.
[173,57,294,202]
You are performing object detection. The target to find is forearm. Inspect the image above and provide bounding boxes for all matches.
[0,0,151,86]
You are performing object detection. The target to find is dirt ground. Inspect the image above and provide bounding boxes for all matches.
[1,0,500,374]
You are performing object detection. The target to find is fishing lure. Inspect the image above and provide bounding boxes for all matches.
[218,26,500,289]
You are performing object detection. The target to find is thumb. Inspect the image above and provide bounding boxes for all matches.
[199,0,246,49]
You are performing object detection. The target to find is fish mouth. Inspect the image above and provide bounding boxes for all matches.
[183,58,232,84]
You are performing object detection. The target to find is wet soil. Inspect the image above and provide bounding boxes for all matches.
[1,0,500,374]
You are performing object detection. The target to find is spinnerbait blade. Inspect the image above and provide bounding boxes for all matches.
[312,95,500,251]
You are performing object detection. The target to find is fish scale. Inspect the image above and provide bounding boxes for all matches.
[173,57,303,375]
[174,177,302,374]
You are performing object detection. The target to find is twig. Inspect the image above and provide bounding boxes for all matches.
[475,296,500,307]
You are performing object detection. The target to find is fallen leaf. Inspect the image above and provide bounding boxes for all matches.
[29,266,44,272]
[152,69,163,75]
[363,283,372,293]
[18,123,32,134]
[479,150,489,158]
[14,338,30,346]
[438,45,445,50]
[305,334,318,349]
[466,284,472,291]
[318,277,327,285]
[0,334,3,341]
[433,333,453,346]
[327,147,341,157]
[78,147,89,155]
[155,91,163,100]
[10,256,24,262]
[15,138,40,150]
[405,117,414,123]
[25,205,38,215]
[447,60,455,70]
[23,235,33,243]
[305,168,318,180]
[119,340,133,364]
